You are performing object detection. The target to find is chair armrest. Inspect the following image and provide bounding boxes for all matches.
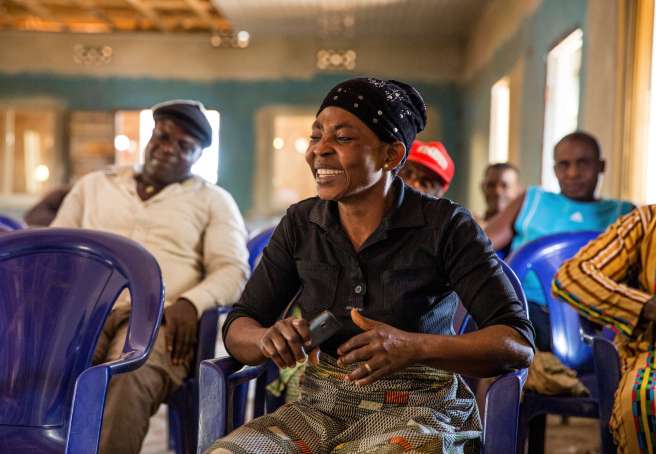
[216,306,233,316]
[482,368,527,454]
[194,306,234,375]
[592,336,621,425]
[67,336,175,452]
[195,308,222,370]
[66,345,167,453]
[65,364,111,454]
[197,357,266,454]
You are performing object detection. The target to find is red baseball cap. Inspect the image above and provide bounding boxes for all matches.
[407,140,455,190]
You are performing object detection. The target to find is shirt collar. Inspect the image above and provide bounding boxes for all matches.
[105,165,205,204]
[308,177,426,232]
[115,165,203,195]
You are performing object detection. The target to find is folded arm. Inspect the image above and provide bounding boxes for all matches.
[180,191,250,316]
[484,192,525,251]
[553,207,655,337]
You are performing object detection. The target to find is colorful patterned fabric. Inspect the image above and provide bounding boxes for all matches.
[205,353,481,454]
[513,186,634,305]
[553,205,656,454]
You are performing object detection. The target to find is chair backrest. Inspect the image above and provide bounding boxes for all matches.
[507,231,600,370]
[246,226,276,271]
[0,215,24,230]
[0,228,163,431]
[483,260,528,454]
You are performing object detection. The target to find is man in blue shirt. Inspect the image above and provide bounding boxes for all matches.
[485,131,634,351]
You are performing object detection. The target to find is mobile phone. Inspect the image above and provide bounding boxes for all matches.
[307,310,341,350]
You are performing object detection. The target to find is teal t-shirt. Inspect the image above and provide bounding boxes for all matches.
[511,186,634,305]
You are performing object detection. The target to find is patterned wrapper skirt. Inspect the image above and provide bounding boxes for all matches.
[205,353,481,454]
[611,338,656,454]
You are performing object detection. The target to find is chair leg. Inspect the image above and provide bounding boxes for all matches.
[167,383,198,454]
[517,407,529,454]
[527,414,546,454]
[167,404,182,454]
[599,419,617,454]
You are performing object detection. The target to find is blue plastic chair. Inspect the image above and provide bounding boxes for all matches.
[167,225,276,454]
[0,228,164,454]
[246,225,277,271]
[507,231,621,454]
[197,260,529,454]
[166,307,230,454]
[459,260,529,454]
[0,214,25,230]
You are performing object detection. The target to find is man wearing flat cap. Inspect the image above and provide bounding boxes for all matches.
[52,100,250,453]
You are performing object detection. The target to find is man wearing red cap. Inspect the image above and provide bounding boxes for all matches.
[399,140,455,197]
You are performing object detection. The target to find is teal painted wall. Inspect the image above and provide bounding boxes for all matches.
[0,73,461,213]
[460,0,588,208]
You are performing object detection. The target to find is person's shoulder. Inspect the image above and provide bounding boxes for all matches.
[262,197,322,235]
[613,205,656,233]
[639,205,656,227]
[284,196,322,218]
[199,179,237,202]
[642,204,656,217]
[196,180,248,223]
[593,196,634,213]
[419,194,473,227]
[614,198,635,213]
[75,165,127,189]
[527,185,553,201]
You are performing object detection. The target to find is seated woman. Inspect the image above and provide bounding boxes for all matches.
[554,205,656,454]
[208,78,535,454]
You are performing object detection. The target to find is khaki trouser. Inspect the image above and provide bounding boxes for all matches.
[93,307,191,454]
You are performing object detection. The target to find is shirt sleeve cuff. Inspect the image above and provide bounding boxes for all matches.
[180,287,216,319]
[623,295,653,337]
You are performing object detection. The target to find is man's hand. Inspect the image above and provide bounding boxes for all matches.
[164,298,198,366]
[336,309,420,386]
[258,317,311,369]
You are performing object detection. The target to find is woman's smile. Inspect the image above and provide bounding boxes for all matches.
[315,167,345,184]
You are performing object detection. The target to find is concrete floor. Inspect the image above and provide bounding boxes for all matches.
[142,407,173,454]
[544,416,600,454]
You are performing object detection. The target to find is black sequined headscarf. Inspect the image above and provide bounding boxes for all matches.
[317,78,427,166]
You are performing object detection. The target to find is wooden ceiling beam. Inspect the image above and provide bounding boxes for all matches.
[4,0,231,33]
[71,0,115,30]
[10,0,55,20]
[147,0,192,10]
[4,15,65,32]
[183,0,214,29]
[122,0,168,30]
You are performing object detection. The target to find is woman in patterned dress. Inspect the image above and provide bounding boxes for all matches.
[206,78,535,454]
[554,205,656,454]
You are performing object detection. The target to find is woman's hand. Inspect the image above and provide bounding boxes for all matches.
[336,309,420,385]
[258,317,311,369]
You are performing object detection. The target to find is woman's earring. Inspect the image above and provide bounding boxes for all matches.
[384,163,390,170]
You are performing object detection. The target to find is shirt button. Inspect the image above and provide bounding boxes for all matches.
[354,284,364,295]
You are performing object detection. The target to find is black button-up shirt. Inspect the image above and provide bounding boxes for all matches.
[223,179,535,356]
